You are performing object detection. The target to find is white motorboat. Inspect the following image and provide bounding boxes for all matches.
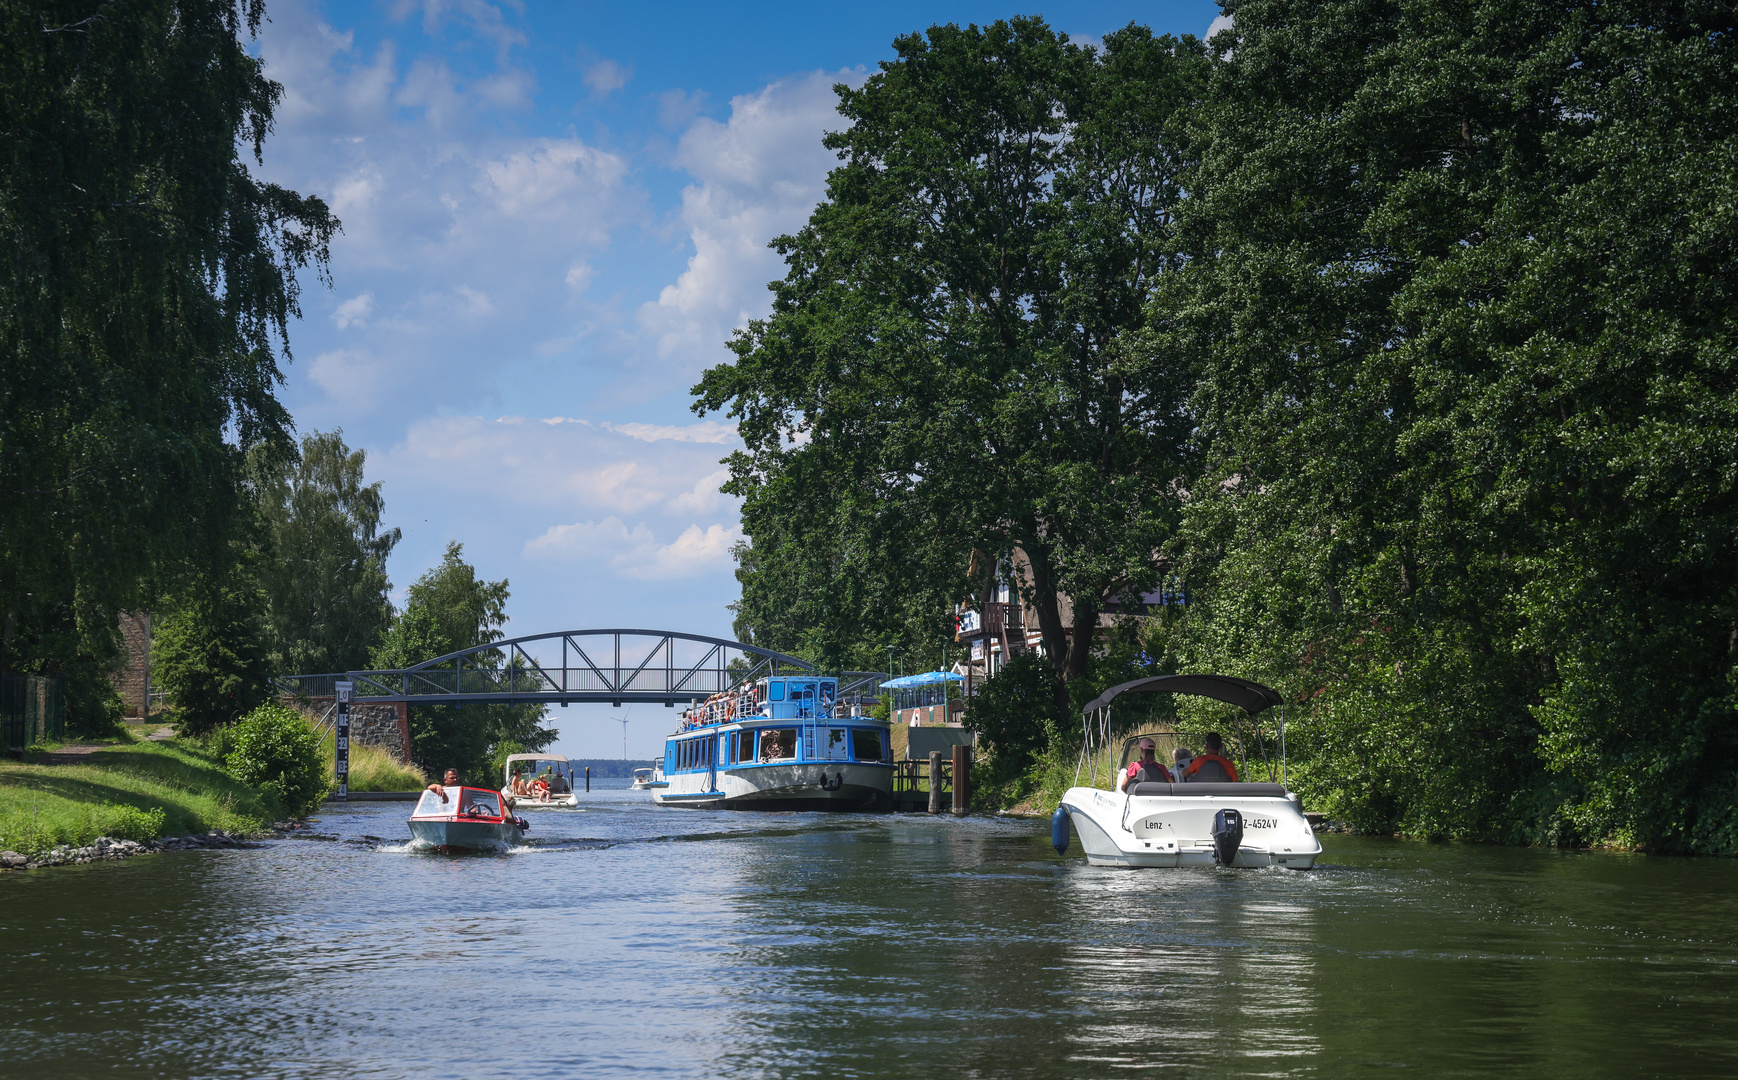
[1053,674,1321,869]
[629,767,667,790]
[501,753,579,808]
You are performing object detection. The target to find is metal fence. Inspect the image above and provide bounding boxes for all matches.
[2,672,66,755]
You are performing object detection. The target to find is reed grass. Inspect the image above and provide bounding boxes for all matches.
[306,715,426,792]
[0,741,282,857]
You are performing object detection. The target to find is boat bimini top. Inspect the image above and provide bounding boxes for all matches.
[1079,673,1288,788]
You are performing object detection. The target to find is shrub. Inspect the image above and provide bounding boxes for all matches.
[224,701,328,818]
[101,804,166,842]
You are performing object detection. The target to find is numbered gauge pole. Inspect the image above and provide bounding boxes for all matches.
[334,680,352,801]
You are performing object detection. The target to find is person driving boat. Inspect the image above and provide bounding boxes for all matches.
[1180,732,1240,782]
[1119,738,1172,791]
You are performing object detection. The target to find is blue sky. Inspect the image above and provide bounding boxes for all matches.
[254,0,1225,758]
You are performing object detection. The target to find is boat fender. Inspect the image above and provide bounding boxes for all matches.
[1211,808,1244,866]
[514,816,530,831]
[1052,806,1072,855]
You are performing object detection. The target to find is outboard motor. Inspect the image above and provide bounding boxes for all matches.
[1211,808,1243,866]
[1052,806,1072,855]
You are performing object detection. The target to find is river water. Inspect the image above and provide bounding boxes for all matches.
[2,783,1735,1079]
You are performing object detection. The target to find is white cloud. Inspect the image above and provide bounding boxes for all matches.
[1206,14,1235,39]
[604,420,737,444]
[524,517,738,579]
[637,69,862,377]
[374,415,739,517]
[665,469,731,515]
[333,292,374,328]
[584,58,630,96]
[656,88,708,129]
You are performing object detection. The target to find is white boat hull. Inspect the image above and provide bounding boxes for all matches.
[653,761,894,810]
[501,790,578,809]
[1058,784,1322,869]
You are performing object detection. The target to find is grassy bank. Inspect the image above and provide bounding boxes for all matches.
[0,740,284,857]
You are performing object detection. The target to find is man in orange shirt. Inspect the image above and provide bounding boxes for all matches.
[1181,732,1240,783]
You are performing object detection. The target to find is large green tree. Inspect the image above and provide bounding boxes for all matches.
[251,430,399,676]
[696,19,1208,702]
[0,0,336,718]
[1159,1,1738,849]
[371,543,555,781]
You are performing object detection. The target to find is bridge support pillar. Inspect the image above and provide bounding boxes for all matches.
[395,702,411,764]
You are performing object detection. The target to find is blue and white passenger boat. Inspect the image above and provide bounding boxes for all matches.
[652,675,895,810]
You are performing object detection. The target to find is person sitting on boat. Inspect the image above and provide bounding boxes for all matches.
[426,768,462,802]
[531,774,550,801]
[510,775,529,796]
[1119,738,1173,791]
[1180,733,1240,783]
[549,772,570,794]
[1172,746,1194,781]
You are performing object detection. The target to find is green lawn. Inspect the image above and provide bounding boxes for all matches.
[0,740,283,857]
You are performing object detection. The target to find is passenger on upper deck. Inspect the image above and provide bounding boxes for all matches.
[1119,738,1172,792]
[1180,733,1240,783]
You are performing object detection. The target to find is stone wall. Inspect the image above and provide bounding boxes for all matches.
[114,612,151,719]
[350,702,409,763]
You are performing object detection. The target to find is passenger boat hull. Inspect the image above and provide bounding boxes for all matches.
[1058,784,1321,869]
[653,761,894,811]
[407,818,524,850]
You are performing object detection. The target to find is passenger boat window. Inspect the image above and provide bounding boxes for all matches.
[719,735,729,764]
[736,730,755,763]
[759,729,797,762]
[768,682,786,702]
[851,728,886,763]
[822,728,851,761]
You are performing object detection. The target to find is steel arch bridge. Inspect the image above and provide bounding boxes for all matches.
[276,629,887,709]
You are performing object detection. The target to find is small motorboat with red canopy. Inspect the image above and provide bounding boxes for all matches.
[408,785,525,850]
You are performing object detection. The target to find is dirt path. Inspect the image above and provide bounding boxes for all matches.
[39,744,113,765]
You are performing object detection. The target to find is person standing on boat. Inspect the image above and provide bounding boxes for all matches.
[1180,733,1240,783]
[1119,738,1173,791]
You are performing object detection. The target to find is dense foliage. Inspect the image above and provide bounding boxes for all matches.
[0,0,336,727]
[700,7,1738,850]
[152,565,271,737]
[371,543,555,783]
[695,19,1207,698]
[1152,0,1738,851]
[224,700,327,818]
[251,430,400,676]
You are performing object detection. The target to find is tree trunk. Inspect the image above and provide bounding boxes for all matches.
[1018,540,1078,718]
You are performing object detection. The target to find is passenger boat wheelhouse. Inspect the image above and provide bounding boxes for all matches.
[408,785,526,850]
[653,675,894,810]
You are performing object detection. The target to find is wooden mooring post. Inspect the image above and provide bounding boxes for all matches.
[928,751,943,814]
[585,765,591,792]
[952,743,969,816]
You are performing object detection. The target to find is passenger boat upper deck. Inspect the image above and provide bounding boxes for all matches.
[653,675,894,811]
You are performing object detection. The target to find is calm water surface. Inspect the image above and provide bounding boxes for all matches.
[2,782,1735,1079]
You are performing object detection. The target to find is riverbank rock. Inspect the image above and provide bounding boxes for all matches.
[12,836,155,869]
[1,851,27,868]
